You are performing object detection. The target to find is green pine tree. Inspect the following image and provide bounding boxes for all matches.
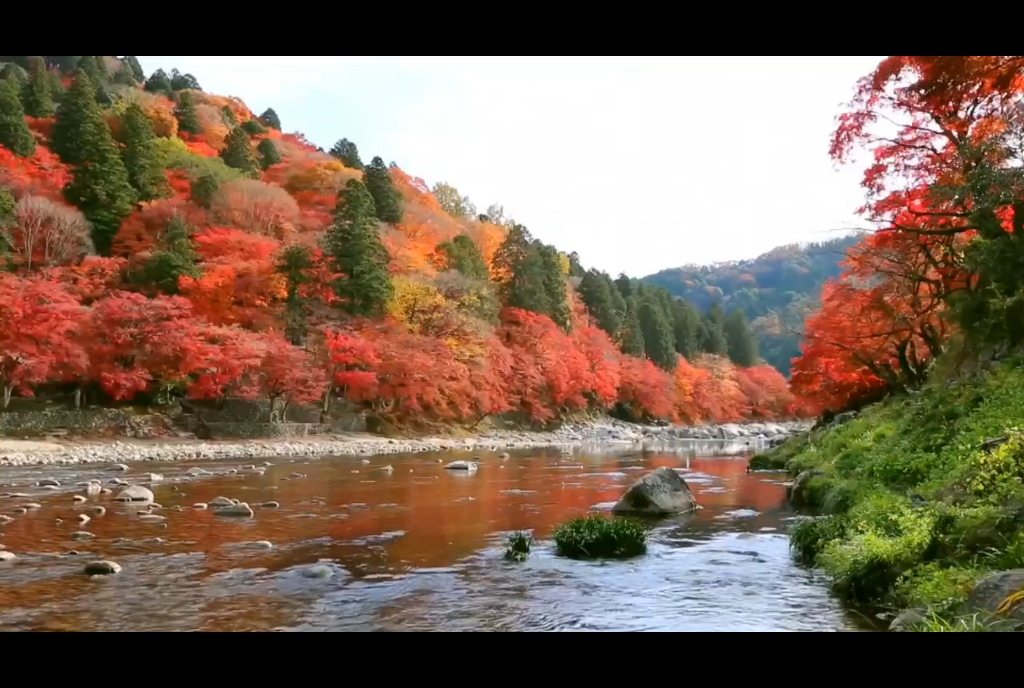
[77,56,110,105]
[538,243,572,330]
[671,299,701,359]
[0,77,36,156]
[619,297,645,356]
[324,178,393,316]
[329,138,363,169]
[434,234,489,280]
[259,108,281,130]
[220,105,237,126]
[122,56,145,82]
[190,173,220,208]
[639,301,677,370]
[144,69,172,94]
[219,126,259,178]
[724,309,759,366]
[119,103,169,202]
[698,305,729,355]
[170,69,201,91]
[241,119,267,136]
[493,224,549,314]
[362,156,403,224]
[140,215,200,294]
[174,90,202,135]
[21,56,54,118]
[57,70,137,254]
[578,269,623,336]
[276,244,315,344]
[0,62,27,84]
[256,138,281,170]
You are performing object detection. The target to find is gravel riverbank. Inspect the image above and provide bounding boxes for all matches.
[0,418,812,468]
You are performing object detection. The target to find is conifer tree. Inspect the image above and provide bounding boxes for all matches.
[219,126,259,178]
[190,173,220,208]
[141,215,199,294]
[671,299,701,359]
[639,301,677,370]
[220,105,237,126]
[122,56,145,82]
[329,138,363,169]
[619,297,646,356]
[56,70,137,254]
[21,56,54,118]
[578,269,623,336]
[0,77,36,156]
[256,138,281,170]
[362,156,403,224]
[724,309,759,366]
[174,90,202,135]
[434,234,489,280]
[259,107,281,130]
[119,103,169,202]
[538,243,572,330]
[324,178,393,316]
[144,69,172,94]
[276,244,315,345]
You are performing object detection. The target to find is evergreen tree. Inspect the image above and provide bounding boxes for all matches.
[276,244,315,345]
[122,56,145,82]
[639,301,677,370]
[77,56,110,105]
[170,69,201,92]
[614,273,633,299]
[567,251,585,278]
[435,234,489,280]
[173,90,202,135]
[219,126,259,178]
[724,309,759,366]
[493,224,548,314]
[0,62,27,84]
[671,299,701,359]
[362,156,403,224]
[578,270,623,336]
[21,56,54,118]
[538,243,572,330]
[144,69,172,94]
[112,62,137,86]
[190,173,220,208]
[256,138,281,170]
[48,56,82,73]
[0,187,13,255]
[141,216,199,294]
[259,107,281,130]
[0,78,35,156]
[329,138,363,169]
[324,178,393,316]
[58,71,137,255]
[698,304,729,355]
[220,105,237,126]
[240,119,267,136]
[119,103,169,202]
[619,297,645,356]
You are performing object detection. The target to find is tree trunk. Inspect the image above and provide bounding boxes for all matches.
[2,385,11,409]
[74,387,82,410]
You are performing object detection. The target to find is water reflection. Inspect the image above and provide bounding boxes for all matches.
[0,449,868,631]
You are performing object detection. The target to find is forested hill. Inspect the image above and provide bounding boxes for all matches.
[641,234,863,376]
[0,55,801,427]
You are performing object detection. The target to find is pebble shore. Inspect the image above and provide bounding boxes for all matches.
[0,418,812,468]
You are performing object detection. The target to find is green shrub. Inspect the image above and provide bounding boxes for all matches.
[504,531,532,562]
[552,515,648,560]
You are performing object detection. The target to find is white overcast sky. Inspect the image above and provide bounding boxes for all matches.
[138,56,883,277]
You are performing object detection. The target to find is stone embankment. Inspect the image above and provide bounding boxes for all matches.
[0,418,811,468]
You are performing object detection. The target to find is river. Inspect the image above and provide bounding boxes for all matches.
[0,446,876,631]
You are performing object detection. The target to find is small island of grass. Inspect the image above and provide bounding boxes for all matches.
[552,515,648,560]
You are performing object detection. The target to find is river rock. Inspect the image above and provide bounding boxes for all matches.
[91,506,106,516]
[37,478,60,487]
[445,460,478,471]
[611,466,697,515]
[208,496,234,508]
[85,481,102,496]
[0,551,15,561]
[114,485,154,502]
[185,467,210,476]
[73,495,87,503]
[214,502,254,518]
[84,560,121,575]
[71,531,95,541]
[966,569,1024,628]
[0,514,14,525]
[259,501,280,509]
[889,609,926,631]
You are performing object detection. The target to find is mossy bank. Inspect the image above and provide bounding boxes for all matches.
[754,355,1024,631]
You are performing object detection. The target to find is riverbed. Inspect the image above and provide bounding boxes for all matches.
[0,446,873,631]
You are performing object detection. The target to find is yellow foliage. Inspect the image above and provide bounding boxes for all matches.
[386,276,448,332]
[557,252,570,275]
[285,160,357,195]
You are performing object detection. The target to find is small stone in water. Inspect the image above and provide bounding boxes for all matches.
[0,551,16,561]
[84,560,121,575]
[73,495,87,503]
[91,506,106,517]
[193,503,208,510]
[259,501,279,509]
[71,531,95,541]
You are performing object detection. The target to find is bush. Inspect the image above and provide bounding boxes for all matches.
[552,515,648,560]
[241,119,267,136]
[504,531,532,562]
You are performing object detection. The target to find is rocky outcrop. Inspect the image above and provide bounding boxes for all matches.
[966,569,1024,629]
[612,466,697,515]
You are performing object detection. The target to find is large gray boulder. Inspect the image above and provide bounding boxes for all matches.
[967,569,1024,629]
[612,466,697,515]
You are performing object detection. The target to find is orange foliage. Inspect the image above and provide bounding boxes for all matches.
[0,146,72,201]
[112,198,208,268]
[25,116,55,143]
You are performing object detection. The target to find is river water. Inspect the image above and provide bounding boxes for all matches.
[0,447,875,631]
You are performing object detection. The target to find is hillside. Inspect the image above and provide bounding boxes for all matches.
[642,234,863,376]
[0,56,800,431]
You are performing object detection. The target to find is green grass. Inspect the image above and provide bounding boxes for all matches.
[551,515,648,560]
[504,531,533,562]
[760,354,1024,629]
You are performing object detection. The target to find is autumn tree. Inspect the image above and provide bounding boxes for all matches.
[432,182,476,218]
[4,195,92,270]
[219,126,259,178]
[433,234,489,280]
[362,156,403,223]
[21,56,54,118]
[324,178,393,316]
[257,138,281,170]
[259,108,281,130]
[119,103,169,202]
[0,77,35,157]
[329,138,363,169]
[173,90,203,135]
[724,309,758,366]
[144,68,172,94]
[55,70,137,255]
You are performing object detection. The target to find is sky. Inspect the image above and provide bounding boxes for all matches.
[137,56,884,277]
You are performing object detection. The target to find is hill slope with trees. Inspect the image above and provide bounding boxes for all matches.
[0,56,800,430]
[642,234,863,376]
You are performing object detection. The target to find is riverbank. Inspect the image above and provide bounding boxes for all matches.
[0,418,811,467]
[757,355,1024,632]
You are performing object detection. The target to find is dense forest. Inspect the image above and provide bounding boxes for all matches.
[642,234,863,376]
[0,55,799,428]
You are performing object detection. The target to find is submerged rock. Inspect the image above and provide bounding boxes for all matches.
[114,485,154,502]
[84,560,121,575]
[214,502,254,518]
[445,460,478,472]
[612,466,697,515]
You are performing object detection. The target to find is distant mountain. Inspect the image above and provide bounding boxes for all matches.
[641,234,864,377]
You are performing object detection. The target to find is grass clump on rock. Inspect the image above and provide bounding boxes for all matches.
[504,531,533,561]
[552,515,648,560]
